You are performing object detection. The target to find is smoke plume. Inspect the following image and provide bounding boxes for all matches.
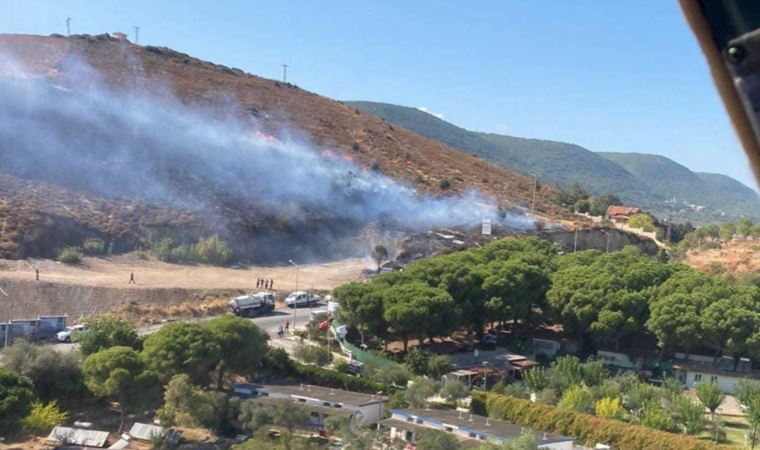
[0,53,531,260]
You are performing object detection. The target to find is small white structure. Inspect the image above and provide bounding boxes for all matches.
[381,408,573,449]
[672,355,759,395]
[128,422,165,441]
[47,426,109,447]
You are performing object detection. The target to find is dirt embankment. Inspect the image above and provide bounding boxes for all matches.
[0,254,370,319]
[685,239,760,274]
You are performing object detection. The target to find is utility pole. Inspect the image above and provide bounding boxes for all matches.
[66,17,72,36]
[0,286,8,348]
[134,26,140,44]
[289,259,299,334]
[282,64,288,83]
[530,175,538,216]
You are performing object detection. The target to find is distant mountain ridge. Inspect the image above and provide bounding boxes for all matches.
[346,101,760,223]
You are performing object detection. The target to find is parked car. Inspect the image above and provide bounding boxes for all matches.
[56,324,85,342]
[479,333,497,350]
[285,291,320,308]
[344,360,364,376]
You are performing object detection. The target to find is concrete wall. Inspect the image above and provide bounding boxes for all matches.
[538,228,660,255]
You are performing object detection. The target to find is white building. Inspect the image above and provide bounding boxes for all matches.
[672,354,759,395]
[380,408,574,449]
[234,382,387,429]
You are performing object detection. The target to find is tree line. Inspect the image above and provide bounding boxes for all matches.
[335,236,760,365]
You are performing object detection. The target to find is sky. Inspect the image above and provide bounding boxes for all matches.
[2,0,758,190]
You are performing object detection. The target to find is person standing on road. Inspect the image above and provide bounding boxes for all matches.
[129,272,136,284]
[35,268,39,281]
[270,279,274,290]
[284,320,290,333]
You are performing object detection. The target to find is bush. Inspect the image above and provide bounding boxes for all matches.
[57,247,83,264]
[291,362,389,394]
[472,391,730,450]
[23,401,68,435]
[195,235,231,266]
[439,179,451,190]
[293,344,333,367]
[81,238,106,256]
[1,340,84,401]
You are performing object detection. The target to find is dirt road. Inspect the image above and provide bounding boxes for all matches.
[0,254,371,318]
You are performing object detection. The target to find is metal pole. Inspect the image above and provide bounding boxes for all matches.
[573,228,578,252]
[282,64,288,83]
[134,26,140,44]
[289,260,298,334]
[66,17,71,36]
[0,286,8,348]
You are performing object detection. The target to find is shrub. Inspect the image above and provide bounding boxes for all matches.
[439,179,451,190]
[57,246,83,264]
[81,238,106,256]
[557,385,594,413]
[291,362,389,394]
[294,344,333,367]
[426,355,453,379]
[405,348,430,375]
[195,235,232,266]
[23,401,68,435]
[472,391,729,450]
[595,396,624,420]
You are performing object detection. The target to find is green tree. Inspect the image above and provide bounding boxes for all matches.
[141,322,221,385]
[642,401,674,431]
[628,213,656,232]
[441,379,469,402]
[333,282,386,346]
[415,428,460,450]
[427,355,453,379]
[205,315,267,388]
[22,401,68,435]
[696,381,725,416]
[719,222,736,241]
[372,244,389,272]
[523,366,549,393]
[1,339,84,401]
[194,234,232,266]
[581,360,606,387]
[404,348,431,375]
[405,377,437,408]
[624,381,660,419]
[557,384,593,413]
[383,282,457,351]
[75,317,140,356]
[83,346,159,432]
[738,217,754,237]
[0,369,34,434]
[549,356,581,392]
[672,396,705,435]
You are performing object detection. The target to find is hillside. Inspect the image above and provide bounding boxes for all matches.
[0,33,567,261]
[599,152,760,220]
[347,101,760,223]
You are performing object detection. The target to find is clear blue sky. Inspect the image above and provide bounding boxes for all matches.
[3,0,758,190]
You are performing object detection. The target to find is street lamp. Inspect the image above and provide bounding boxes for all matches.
[288,260,299,334]
[600,229,610,253]
[0,286,9,347]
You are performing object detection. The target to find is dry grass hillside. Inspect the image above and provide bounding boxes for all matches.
[0,33,567,259]
[685,239,760,274]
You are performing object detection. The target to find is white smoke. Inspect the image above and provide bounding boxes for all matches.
[0,53,532,250]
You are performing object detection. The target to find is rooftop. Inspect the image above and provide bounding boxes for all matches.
[606,205,640,217]
[243,382,387,406]
[251,396,357,417]
[672,358,760,380]
[386,408,572,445]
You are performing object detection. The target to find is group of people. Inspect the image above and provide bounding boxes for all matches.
[256,277,273,289]
[277,320,290,337]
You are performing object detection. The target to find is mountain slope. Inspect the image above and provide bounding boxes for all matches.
[599,152,760,219]
[346,101,650,202]
[347,100,760,222]
[0,33,567,260]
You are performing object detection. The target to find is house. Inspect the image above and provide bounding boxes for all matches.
[605,205,640,222]
[672,354,760,394]
[594,350,644,371]
[233,382,387,429]
[380,408,573,449]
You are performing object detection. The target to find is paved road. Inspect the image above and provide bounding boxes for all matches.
[50,302,327,353]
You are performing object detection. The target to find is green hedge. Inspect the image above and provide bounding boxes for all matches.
[291,363,393,395]
[471,392,731,450]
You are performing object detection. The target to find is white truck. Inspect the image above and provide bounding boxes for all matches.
[285,291,321,308]
[228,292,274,317]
